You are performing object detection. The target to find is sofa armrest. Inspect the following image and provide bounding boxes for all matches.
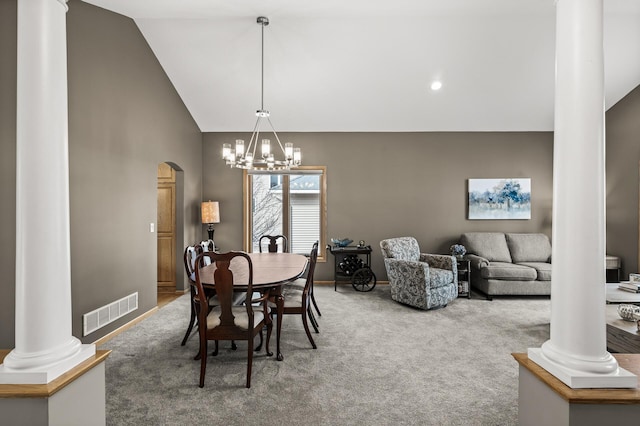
[466,254,489,270]
[384,258,430,286]
[420,253,456,274]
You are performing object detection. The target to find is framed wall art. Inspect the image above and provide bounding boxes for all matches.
[468,178,531,220]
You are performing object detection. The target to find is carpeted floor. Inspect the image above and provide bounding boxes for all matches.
[102,285,550,425]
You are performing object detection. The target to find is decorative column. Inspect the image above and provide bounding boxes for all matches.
[528,0,635,388]
[0,0,95,384]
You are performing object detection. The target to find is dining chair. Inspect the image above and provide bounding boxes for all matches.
[193,251,272,388]
[200,239,215,258]
[181,243,206,346]
[283,241,321,330]
[181,243,243,347]
[270,241,319,349]
[258,235,288,253]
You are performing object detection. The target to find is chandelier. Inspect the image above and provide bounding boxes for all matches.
[222,16,302,171]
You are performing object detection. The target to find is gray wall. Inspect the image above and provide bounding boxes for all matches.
[606,84,640,277]
[1,0,636,348]
[0,0,18,349]
[0,0,203,347]
[203,132,554,281]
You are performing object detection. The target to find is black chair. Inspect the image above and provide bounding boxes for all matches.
[270,242,319,349]
[181,243,205,346]
[259,235,288,253]
[181,243,243,347]
[193,251,272,388]
[284,242,322,330]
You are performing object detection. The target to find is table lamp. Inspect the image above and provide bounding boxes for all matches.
[201,201,220,241]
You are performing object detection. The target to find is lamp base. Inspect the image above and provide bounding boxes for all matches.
[207,226,214,241]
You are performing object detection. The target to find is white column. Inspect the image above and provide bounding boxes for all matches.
[0,0,94,384]
[528,0,635,388]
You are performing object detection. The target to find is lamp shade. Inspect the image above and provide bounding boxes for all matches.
[201,201,220,224]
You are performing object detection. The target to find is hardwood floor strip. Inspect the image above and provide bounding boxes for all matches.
[513,352,640,404]
[0,350,111,398]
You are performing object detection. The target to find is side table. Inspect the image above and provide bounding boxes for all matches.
[456,259,471,298]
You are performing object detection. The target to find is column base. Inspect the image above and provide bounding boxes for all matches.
[0,350,109,426]
[528,347,637,388]
[0,344,95,384]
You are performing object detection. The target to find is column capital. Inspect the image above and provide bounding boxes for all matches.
[56,0,69,12]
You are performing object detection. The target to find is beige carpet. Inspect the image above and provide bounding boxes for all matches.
[102,285,550,425]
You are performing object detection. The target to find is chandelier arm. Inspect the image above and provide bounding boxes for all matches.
[248,116,262,157]
[266,116,287,154]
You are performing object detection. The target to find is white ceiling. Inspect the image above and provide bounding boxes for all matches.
[81,0,640,132]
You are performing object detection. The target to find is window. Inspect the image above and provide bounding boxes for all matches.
[243,166,326,261]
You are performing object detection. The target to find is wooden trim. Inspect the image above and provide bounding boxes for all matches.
[93,306,159,347]
[318,165,327,262]
[0,350,111,399]
[513,352,640,404]
[242,166,328,260]
[242,169,251,251]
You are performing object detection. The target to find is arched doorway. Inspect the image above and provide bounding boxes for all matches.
[157,162,184,298]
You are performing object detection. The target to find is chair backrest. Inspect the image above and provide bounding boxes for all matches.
[200,240,214,252]
[194,251,254,329]
[200,240,215,265]
[259,235,288,253]
[183,243,204,282]
[380,237,420,262]
[302,241,319,293]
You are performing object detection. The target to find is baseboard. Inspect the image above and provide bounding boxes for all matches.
[315,280,389,285]
[93,306,159,347]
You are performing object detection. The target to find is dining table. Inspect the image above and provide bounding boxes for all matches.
[197,252,308,361]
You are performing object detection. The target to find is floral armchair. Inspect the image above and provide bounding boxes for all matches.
[380,237,458,310]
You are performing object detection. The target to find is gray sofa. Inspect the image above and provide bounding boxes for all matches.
[459,232,552,299]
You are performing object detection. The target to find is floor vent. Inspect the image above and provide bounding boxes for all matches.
[83,292,138,336]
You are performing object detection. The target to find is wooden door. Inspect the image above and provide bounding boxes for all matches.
[157,163,176,292]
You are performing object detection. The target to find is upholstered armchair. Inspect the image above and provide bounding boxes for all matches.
[380,237,458,310]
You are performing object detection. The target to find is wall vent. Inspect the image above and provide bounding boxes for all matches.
[83,292,138,336]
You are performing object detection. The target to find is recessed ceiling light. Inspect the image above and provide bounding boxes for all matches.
[430,81,442,91]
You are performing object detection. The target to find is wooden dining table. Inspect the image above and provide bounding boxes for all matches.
[197,252,308,361]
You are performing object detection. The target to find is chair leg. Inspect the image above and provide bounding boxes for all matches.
[308,308,319,333]
[265,319,273,357]
[311,290,322,317]
[199,339,207,388]
[301,307,317,349]
[181,305,196,346]
[255,328,263,352]
[211,340,219,356]
[246,336,254,388]
[231,340,237,350]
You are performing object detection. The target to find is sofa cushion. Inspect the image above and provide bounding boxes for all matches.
[461,233,512,263]
[430,268,454,289]
[517,262,552,281]
[480,262,537,281]
[506,233,551,263]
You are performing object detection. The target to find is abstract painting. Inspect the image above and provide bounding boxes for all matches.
[468,178,531,220]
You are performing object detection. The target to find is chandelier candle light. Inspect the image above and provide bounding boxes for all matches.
[222,16,302,170]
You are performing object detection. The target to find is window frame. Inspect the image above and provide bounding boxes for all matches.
[243,166,327,262]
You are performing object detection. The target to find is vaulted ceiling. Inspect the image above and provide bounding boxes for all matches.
[81,0,640,132]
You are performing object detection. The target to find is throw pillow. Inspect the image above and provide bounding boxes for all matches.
[506,233,551,263]
[460,232,512,263]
